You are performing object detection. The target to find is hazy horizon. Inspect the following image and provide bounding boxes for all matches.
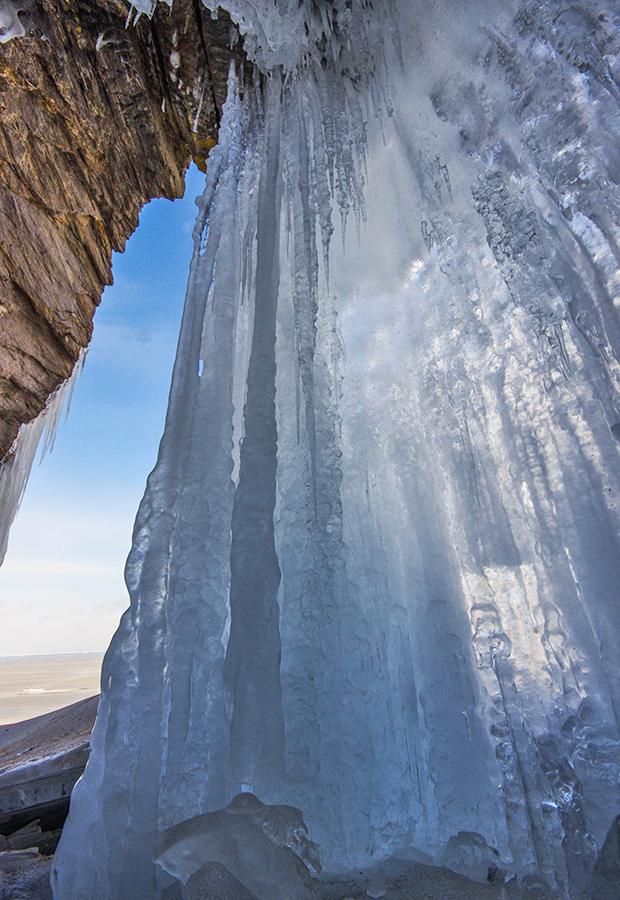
[0,651,104,724]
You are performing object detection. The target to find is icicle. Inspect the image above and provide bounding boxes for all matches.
[53,65,262,900]
[52,3,395,896]
[0,349,86,567]
[224,74,286,793]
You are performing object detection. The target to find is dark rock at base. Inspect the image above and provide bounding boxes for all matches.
[0,696,99,846]
[320,858,523,900]
[182,862,261,900]
[588,814,620,900]
[6,820,43,852]
[2,819,63,857]
[0,850,52,900]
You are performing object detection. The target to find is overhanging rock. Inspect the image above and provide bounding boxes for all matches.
[0,0,243,458]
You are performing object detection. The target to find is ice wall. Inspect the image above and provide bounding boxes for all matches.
[53,1,620,898]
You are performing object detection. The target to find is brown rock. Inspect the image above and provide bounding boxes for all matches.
[0,0,245,458]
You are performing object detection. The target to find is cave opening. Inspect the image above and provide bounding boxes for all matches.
[0,164,205,667]
[3,1,620,897]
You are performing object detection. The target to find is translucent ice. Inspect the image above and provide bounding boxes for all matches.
[154,792,320,900]
[0,1,27,42]
[0,350,85,566]
[51,1,620,898]
[438,832,502,885]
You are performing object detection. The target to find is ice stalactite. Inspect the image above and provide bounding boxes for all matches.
[0,1,31,42]
[0,349,85,566]
[224,75,286,792]
[51,0,620,898]
[319,0,620,892]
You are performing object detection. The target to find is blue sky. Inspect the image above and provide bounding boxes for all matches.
[0,165,206,656]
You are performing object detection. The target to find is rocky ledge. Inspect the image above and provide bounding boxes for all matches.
[0,0,244,458]
[0,694,98,848]
[0,695,96,899]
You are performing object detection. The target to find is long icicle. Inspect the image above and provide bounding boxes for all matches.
[224,74,286,793]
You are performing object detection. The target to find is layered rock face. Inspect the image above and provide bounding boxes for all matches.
[0,0,240,457]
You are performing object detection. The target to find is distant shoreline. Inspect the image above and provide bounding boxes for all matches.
[0,651,104,660]
[0,653,103,725]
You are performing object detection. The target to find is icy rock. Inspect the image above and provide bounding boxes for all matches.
[0,850,53,900]
[438,832,502,884]
[182,862,260,899]
[587,815,620,900]
[366,870,388,897]
[154,792,320,900]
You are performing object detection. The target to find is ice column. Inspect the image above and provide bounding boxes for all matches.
[52,68,264,900]
[224,76,286,792]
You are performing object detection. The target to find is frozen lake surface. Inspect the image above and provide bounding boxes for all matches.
[0,654,102,725]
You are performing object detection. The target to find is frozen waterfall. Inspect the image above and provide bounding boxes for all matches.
[52,1,620,897]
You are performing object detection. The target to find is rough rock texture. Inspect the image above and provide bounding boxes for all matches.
[0,849,52,900]
[0,0,243,457]
[0,696,100,859]
[0,694,98,775]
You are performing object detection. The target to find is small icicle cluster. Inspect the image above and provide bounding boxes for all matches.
[0,350,85,565]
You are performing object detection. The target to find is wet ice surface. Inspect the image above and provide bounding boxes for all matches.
[53,1,620,898]
[154,793,319,899]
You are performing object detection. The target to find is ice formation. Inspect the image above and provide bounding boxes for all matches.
[50,1,620,898]
[154,792,320,898]
[0,350,85,565]
[0,1,29,42]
